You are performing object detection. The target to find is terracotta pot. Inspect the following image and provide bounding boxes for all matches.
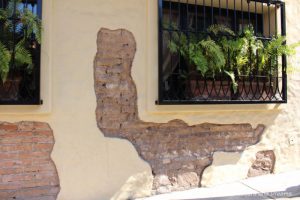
[0,77,22,101]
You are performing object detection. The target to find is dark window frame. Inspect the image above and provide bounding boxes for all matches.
[0,0,43,105]
[157,0,287,105]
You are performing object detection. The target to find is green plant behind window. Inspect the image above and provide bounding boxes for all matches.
[167,24,225,78]
[0,0,42,83]
[166,23,297,94]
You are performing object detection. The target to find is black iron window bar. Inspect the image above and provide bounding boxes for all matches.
[157,0,287,104]
[0,0,42,105]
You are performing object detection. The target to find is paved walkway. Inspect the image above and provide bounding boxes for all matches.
[142,170,300,200]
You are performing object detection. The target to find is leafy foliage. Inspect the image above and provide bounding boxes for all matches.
[15,39,33,69]
[22,9,42,43]
[168,24,225,77]
[0,0,42,82]
[0,42,10,81]
[199,39,225,76]
[187,41,208,76]
[207,24,236,37]
[260,35,295,74]
[167,23,298,94]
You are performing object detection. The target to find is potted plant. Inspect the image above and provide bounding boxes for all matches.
[167,23,297,101]
[220,26,295,100]
[210,25,261,99]
[168,24,242,100]
[0,0,42,100]
[168,25,232,100]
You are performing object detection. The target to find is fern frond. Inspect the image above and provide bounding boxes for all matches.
[162,21,179,31]
[22,8,42,43]
[0,8,7,21]
[290,41,300,49]
[14,39,33,69]
[168,40,178,54]
[200,39,225,73]
[188,43,208,76]
[207,24,235,37]
[168,32,189,57]
[0,42,11,82]
[224,70,238,93]
[266,36,295,57]
[243,25,255,39]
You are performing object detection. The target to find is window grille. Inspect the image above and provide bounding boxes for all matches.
[0,0,42,105]
[157,0,287,104]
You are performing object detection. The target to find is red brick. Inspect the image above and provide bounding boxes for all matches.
[33,143,53,152]
[0,122,60,199]
[2,174,35,182]
[0,144,33,152]
[33,122,51,130]
[0,123,18,131]
[18,152,50,160]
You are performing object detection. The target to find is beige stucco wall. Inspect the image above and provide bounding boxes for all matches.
[0,0,299,199]
[0,1,152,200]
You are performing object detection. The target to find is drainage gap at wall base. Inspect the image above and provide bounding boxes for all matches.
[0,122,60,200]
[94,28,265,193]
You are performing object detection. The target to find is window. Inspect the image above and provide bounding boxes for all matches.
[157,0,287,104]
[0,0,42,105]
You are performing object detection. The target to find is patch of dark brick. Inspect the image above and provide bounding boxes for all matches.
[94,28,265,193]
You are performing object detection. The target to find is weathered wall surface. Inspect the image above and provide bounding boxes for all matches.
[0,1,152,200]
[0,122,60,200]
[94,28,264,193]
[0,0,299,199]
[201,0,300,186]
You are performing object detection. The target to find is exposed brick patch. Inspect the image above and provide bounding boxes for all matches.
[94,28,265,193]
[248,150,276,178]
[0,122,60,200]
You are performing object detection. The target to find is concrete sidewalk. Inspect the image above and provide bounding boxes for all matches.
[141,170,300,200]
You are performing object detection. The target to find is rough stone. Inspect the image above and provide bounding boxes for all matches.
[111,172,153,200]
[177,172,199,188]
[0,121,60,200]
[248,150,276,178]
[155,175,171,187]
[94,28,265,193]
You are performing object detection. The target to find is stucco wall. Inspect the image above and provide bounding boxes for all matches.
[0,0,299,199]
[0,1,152,200]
